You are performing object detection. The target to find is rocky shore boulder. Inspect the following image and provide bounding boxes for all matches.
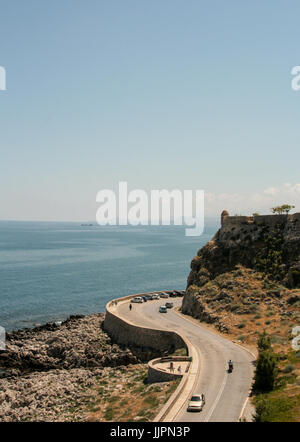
[0,313,138,374]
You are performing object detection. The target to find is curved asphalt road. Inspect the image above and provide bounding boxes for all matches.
[116,297,255,422]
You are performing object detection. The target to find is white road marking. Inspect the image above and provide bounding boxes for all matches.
[239,396,249,421]
[117,297,254,422]
[204,371,228,422]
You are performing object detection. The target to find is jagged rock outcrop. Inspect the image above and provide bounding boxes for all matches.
[0,313,138,374]
[0,367,104,422]
[187,211,300,289]
[182,211,300,328]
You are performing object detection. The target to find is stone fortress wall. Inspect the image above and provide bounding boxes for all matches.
[221,211,300,230]
[187,209,300,289]
[220,211,300,244]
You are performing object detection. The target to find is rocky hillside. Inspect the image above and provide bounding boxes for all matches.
[182,265,300,341]
[182,211,300,421]
[182,211,300,341]
[187,211,300,289]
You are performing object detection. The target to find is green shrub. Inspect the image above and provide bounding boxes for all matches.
[253,350,278,393]
[249,304,258,313]
[258,331,272,351]
[172,347,188,357]
[143,395,159,407]
[253,395,296,422]
[106,396,119,403]
[255,225,285,281]
[282,364,295,374]
[105,407,115,420]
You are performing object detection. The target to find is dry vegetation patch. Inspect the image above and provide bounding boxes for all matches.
[86,365,180,422]
[183,266,300,421]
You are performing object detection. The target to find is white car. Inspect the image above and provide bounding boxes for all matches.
[131,297,144,303]
[159,305,167,313]
[159,292,169,298]
[151,293,160,299]
[187,394,205,412]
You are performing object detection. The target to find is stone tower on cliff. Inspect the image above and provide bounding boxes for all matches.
[221,210,229,227]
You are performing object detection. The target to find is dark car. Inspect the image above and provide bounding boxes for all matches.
[141,296,148,302]
[175,290,185,297]
[144,295,153,301]
[170,291,177,297]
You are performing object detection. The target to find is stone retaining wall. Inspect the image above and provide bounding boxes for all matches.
[103,295,199,422]
[104,302,187,360]
[147,356,191,383]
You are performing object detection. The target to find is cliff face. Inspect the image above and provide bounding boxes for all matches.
[182,212,300,422]
[187,212,300,290]
[182,212,300,332]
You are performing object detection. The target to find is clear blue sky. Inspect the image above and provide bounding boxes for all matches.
[0,0,299,220]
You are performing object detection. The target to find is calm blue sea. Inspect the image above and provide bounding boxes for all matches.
[0,220,219,331]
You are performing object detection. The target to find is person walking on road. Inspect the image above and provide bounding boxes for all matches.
[129,304,132,311]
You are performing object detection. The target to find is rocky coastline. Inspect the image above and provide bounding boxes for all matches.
[0,312,141,421]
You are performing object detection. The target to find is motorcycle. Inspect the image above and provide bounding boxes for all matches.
[228,361,233,373]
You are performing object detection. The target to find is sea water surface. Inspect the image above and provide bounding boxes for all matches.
[0,220,219,331]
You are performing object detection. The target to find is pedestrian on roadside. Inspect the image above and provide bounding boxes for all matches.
[129,304,132,311]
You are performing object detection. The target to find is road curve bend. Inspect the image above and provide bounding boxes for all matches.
[116,297,255,422]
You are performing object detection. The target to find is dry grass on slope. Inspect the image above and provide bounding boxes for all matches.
[184,266,300,421]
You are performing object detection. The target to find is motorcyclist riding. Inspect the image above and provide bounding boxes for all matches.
[228,360,233,371]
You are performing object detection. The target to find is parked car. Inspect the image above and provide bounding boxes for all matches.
[141,296,148,302]
[144,295,153,301]
[187,394,205,412]
[159,292,169,298]
[170,291,177,297]
[151,293,160,299]
[165,302,173,309]
[175,290,185,297]
[131,297,144,303]
[159,305,167,313]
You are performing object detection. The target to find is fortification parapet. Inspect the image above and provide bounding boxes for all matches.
[221,215,253,231]
[254,214,287,226]
[220,212,300,230]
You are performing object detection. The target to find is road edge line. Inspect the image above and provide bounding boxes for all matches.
[173,307,257,422]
